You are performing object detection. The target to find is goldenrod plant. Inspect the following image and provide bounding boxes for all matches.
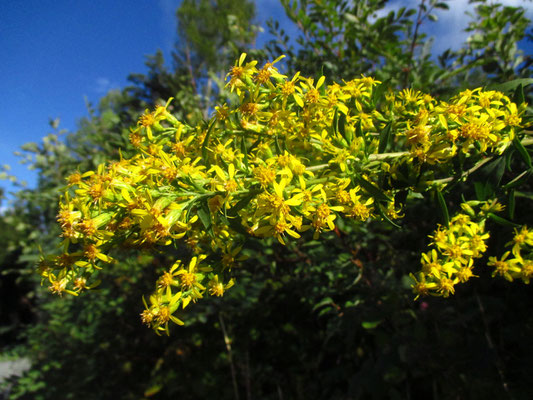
[39,54,531,334]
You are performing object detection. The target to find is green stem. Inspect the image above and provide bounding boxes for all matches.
[431,156,494,186]
[305,152,408,172]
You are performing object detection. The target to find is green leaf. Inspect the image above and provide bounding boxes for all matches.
[355,176,392,202]
[371,80,390,106]
[378,123,391,154]
[436,190,449,228]
[241,136,249,169]
[508,189,515,220]
[144,385,163,397]
[488,213,520,228]
[355,120,363,138]
[228,190,260,217]
[502,169,532,190]
[488,78,533,94]
[377,203,401,228]
[344,13,357,23]
[362,320,382,329]
[338,112,349,144]
[513,138,531,168]
[312,297,334,312]
[274,135,282,155]
[226,216,248,235]
[197,201,213,234]
[513,83,525,105]
[201,119,216,164]
[474,181,491,201]
[481,157,506,187]
[332,107,339,136]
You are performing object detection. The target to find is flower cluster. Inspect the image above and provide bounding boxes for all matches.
[488,226,533,284]
[411,201,497,298]
[412,201,533,298]
[391,88,522,164]
[39,54,529,333]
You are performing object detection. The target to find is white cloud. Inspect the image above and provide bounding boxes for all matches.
[372,0,532,55]
[93,77,118,94]
[432,0,532,54]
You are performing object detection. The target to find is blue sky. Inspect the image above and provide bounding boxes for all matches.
[1,0,531,201]
[0,0,295,199]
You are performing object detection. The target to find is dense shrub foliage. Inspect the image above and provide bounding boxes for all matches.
[42,55,530,335]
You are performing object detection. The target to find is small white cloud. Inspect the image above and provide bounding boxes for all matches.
[93,77,118,94]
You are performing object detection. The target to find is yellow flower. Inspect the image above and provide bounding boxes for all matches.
[488,252,520,282]
[255,216,301,244]
[410,273,438,300]
[421,249,446,278]
[437,276,457,297]
[509,226,533,255]
[208,275,235,297]
[226,53,258,93]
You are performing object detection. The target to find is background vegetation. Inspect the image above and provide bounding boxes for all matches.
[1,0,533,399]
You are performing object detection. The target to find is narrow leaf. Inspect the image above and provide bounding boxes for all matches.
[338,113,348,143]
[197,202,212,234]
[436,190,449,228]
[488,78,533,94]
[513,138,531,168]
[488,213,520,227]
[274,135,282,155]
[355,176,392,202]
[514,83,525,105]
[377,203,402,228]
[371,80,390,106]
[378,123,391,154]
[508,189,515,220]
[241,136,249,168]
[228,190,260,217]
[332,108,339,136]
[502,168,532,190]
[355,120,363,138]
[201,119,216,164]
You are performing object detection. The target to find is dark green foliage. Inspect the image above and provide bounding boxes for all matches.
[176,0,256,69]
[268,0,532,97]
